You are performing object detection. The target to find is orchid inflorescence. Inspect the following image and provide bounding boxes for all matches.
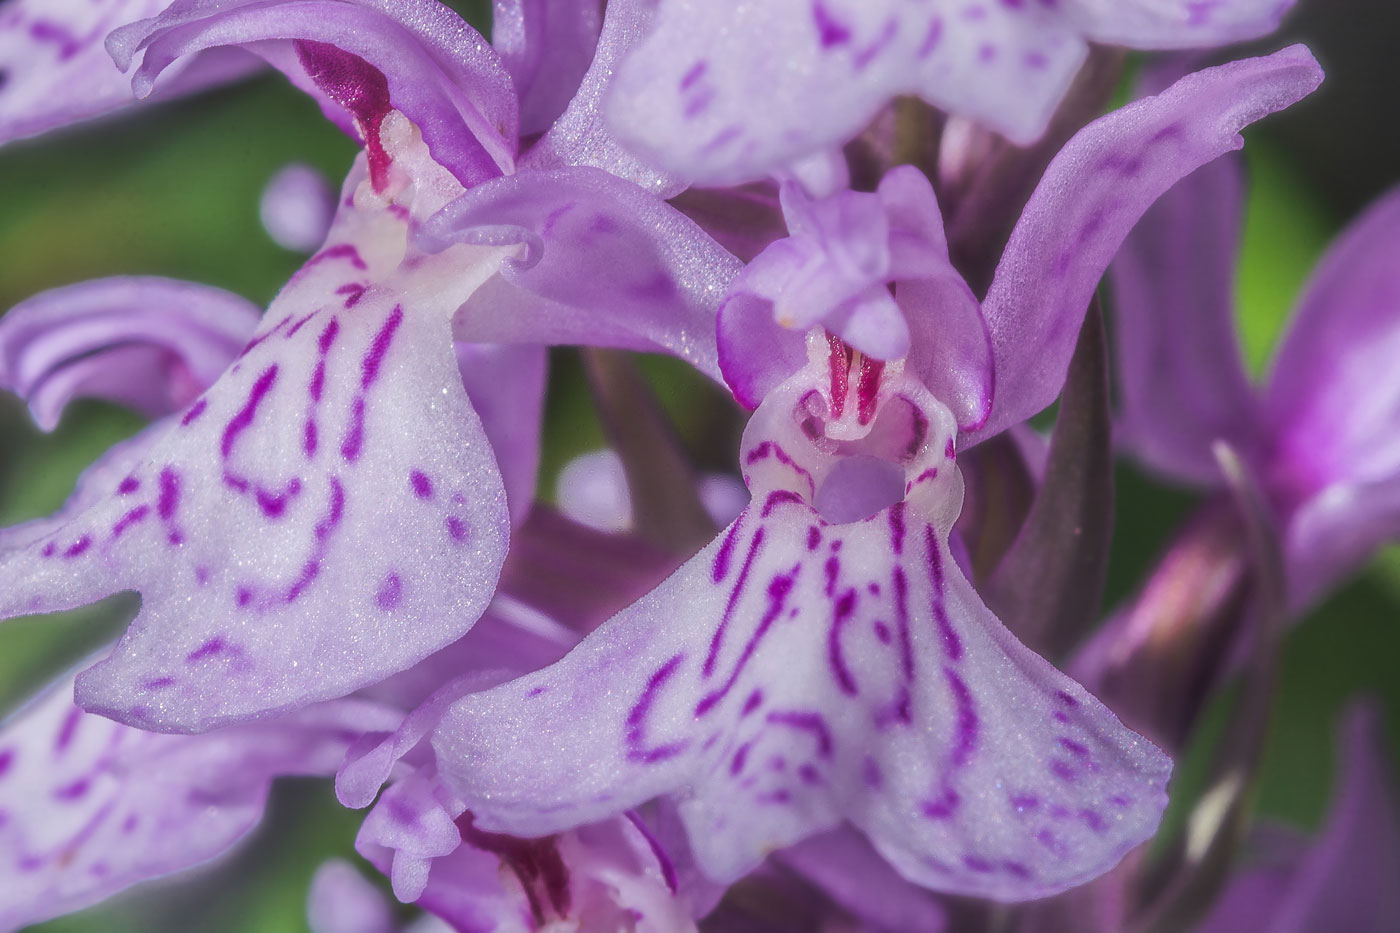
[0,1,1396,931]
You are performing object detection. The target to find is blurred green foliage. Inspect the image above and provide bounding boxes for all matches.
[0,17,1395,933]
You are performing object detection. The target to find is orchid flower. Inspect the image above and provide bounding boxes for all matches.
[0,0,740,733]
[426,47,1321,901]
[1110,156,1400,611]
[603,0,1298,186]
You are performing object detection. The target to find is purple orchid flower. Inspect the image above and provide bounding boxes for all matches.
[603,0,1298,186]
[426,46,1321,902]
[0,0,261,146]
[0,0,740,733]
[260,162,339,253]
[1111,156,1400,611]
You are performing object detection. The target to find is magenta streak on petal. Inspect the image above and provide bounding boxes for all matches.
[375,573,403,609]
[409,470,434,499]
[806,526,821,551]
[181,398,209,427]
[923,786,961,820]
[222,365,280,459]
[741,689,764,717]
[730,742,751,775]
[186,637,227,662]
[889,502,906,555]
[892,566,915,681]
[342,307,404,462]
[284,478,346,604]
[305,317,339,456]
[762,490,805,517]
[63,535,92,558]
[712,512,747,582]
[853,17,898,70]
[117,477,141,495]
[111,505,151,539]
[305,244,369,272]
[696,566,801,716]
[295,41,394,192]
[765,710,834,758]
[704,526,766,677]
[828,588,859,695]
[284,311,318,339]
[0,749,13,778]
[745,442,817,497]
[54,778,91,801]
[828,333,851,418]
[925,526,964,660]
[336,283,367,308]
[812,1,852,47]
[944,667,978,768]
[823,554,840,597]
[625,811,680,894]
[625,654,690,762]
[237,316,293,360]
[54,708,82,754]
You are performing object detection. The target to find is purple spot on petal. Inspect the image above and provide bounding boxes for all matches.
[54,708,82,754]
[63,536,92,558]
[54,777,90,801]
[446,516,468,542]
[375,573,403,609]
[180,398,208,426]
[409,470,433,499]
[923,787,960,820]
[1050,759,1078,782]
[812,1,852,46]
[221,365,279,459]
[0,749,13,779]
[117,476,141,495]
[186,637,226,663]
[142,675,176,691]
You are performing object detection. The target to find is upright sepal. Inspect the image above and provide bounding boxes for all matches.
[973,45,1322,443]
[434,344,1170,899]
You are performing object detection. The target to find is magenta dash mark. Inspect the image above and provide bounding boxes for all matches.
[761,489,804,517]
[409,470,433,499]
[157,468,180,521]
[54,708,82,754]
[341,397,367,461]
[40,542,55,558]
[222,365,279,459]
[116,476,140,495]
[284,311,317,338]
[304,420,319,456]
[180,398,208,426]
[892,566,914,680]
[62,536,92,558]
[703,526,766,677]
[306,243,368,271]
[111,505,150,539]
[318,316,341,354]
[712,515,745,583]
[1050,759,1078,783]
[745,441,816,497]
[1055,690,1080,708]
[361,306,404,389]
[729,743,751,776]
[697,566,801,715]
[285,560,322,604]
[765,710,833,757]
[925,526,964,660]
[375,573,403,609]
[923,786,960,820]
[828,588,859,695]
[741,689,764,717]
[625,654,689,763]
[336,283,367,308]
[963,854,995,874]
[53,778,90,801]
[889,503,906,554]
[806,525,821,551]
[142,675,176,691]
[812,1,852,46]
[1058,737,1090,759]
[309,360,328,403]
[679,60,708,90]
[0,749,13,779]
[186,637,226,663]
[944,667,978,767]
